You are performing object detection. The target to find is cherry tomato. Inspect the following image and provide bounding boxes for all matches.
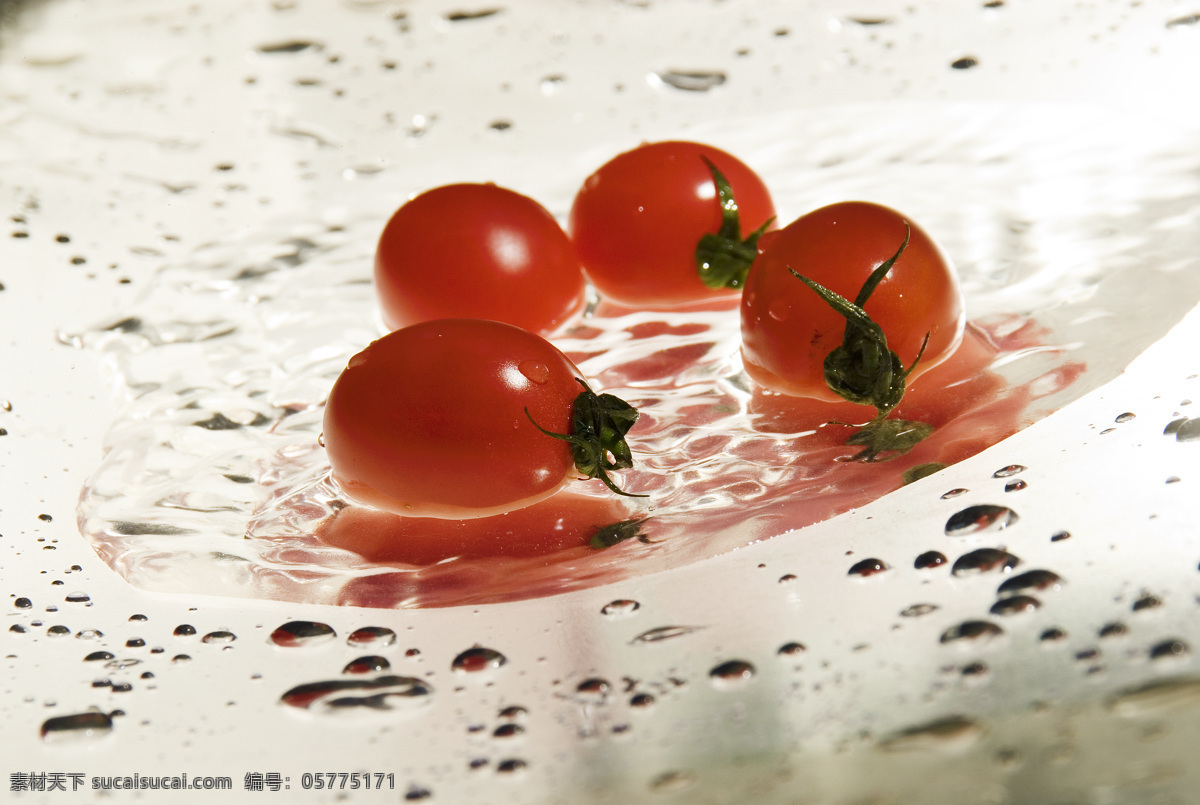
[374,183,586,335]
[322,319,586,519]
[741,201,965,403]
[568,140,776,307]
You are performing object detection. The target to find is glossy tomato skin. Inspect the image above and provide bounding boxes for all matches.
[375,183,586,335]
[741,201,965,402]
[568,141,776,308]
[322,318,583,519]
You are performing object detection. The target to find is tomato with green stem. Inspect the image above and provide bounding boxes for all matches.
[322,318,641,520]
[740,201,965,457]
[569,140,776,307]
[374,183,586,335]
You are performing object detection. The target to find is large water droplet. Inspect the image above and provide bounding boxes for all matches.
[989,595,1040,616]
[952,548,1019,577]
[493,723,524,739]
[914,551,947,569]
[173,624,196,637]
[946,505,1019,536]
[451,647,507,674]
[270,621,336,647]
[343,656,390,675]
[347,626,396,647]
[281,675,433,712]
[41,711,113,743]
[201,630,236,644]
[600,599,640,618]
[848,558,889,577]
[997,569,1063,596]
[630,625,704,645]
[517,360,550,385]
[940,621,1004,645]
[709,660,755,688]
[1149,639,1190,662]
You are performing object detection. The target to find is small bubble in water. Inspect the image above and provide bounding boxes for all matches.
[709,660,755,688]
[993,465,1026,478]
[343,656,390,675]
[348,626,396,647]
[1149,639,1189,661]
[600,599,640,618]
[915,551,947,569]
[41,711,113,743]
[270,621,336,647]
[990,595,1040,617]
[575,678,611,703]
[952,548,1019,577]
[848,558,889,577]
[630,625,704,645]
[452,647,506,674]
[946,505,1018,536]
[173,624,196,637]
[201,630,237,644]
[940,621,1003,645]
[997,569,1063,596]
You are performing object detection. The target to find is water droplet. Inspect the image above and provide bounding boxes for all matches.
[343,656,390,675]
[517,360,550,385]
[14,597,32,608]
[83,651,115,662]
[1132,593,1163,612]
[1115,412,1136,423]
[941,488,969,499]
[1004,479,1027,492]
[1108,676,1200,716]
[575,678,611,703]
[950,56,979,69]
[946,505,1018,536]
[9,624,26,634]
[901,604,940,618]
[1098,622,1128,639]
[172,654,192,664]
[651,70,726,92]
[630,625,704,645]
[270,620,336,647]
[125,638,145,648]
[710,660,755,688]
[777,641,807,656]
[493,723,524,738]
[495,758,527,775]
[952,548,1019,577]
[1050,530,1071,542]
[498,705,527,721]
[47,625,71,637]
[1171,417,1200,441]
[778,573,797,584]
[105,658,142,671]
[879,716,983,752]
[997,569,1063,596]
[600,599,640,618]
[451,647,506,674]
[539,74,565,95]
[41,711,113,743]
[993,465,1026,478]
[848,558,889,577]
[347,626,396,647]
[65,592,90,603]
[1040,627,1068,643]
[630,693,655,709]
[649,770,696,793]
[1149,639,1190,661]
[173,624,196,637]
[404,786,433,801]
[940,621,1003,645]
[281,675,434,712]
[201,630,237,644]
[127,614,148,622]
[990,595,1040,616]
[914,551,947,569]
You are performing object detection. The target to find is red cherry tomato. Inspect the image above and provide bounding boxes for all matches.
[374,183,586,335]
[568,140,776,308]
[741,201,965,403]
[322,319,584,519]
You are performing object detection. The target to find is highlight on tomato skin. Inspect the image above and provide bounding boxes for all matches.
[740,200,966,404]
[568,140,776,308]
[321,318,587,520]
[374,183,586,336]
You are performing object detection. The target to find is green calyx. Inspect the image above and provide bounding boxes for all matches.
[695,157,774,291]
[589,517,653,549]
[789,223,934,461]
[527,379,646,498]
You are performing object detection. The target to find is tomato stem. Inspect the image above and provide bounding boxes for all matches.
[788,223,934,460]
[695,157,774,291]
[526,379,647,498]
